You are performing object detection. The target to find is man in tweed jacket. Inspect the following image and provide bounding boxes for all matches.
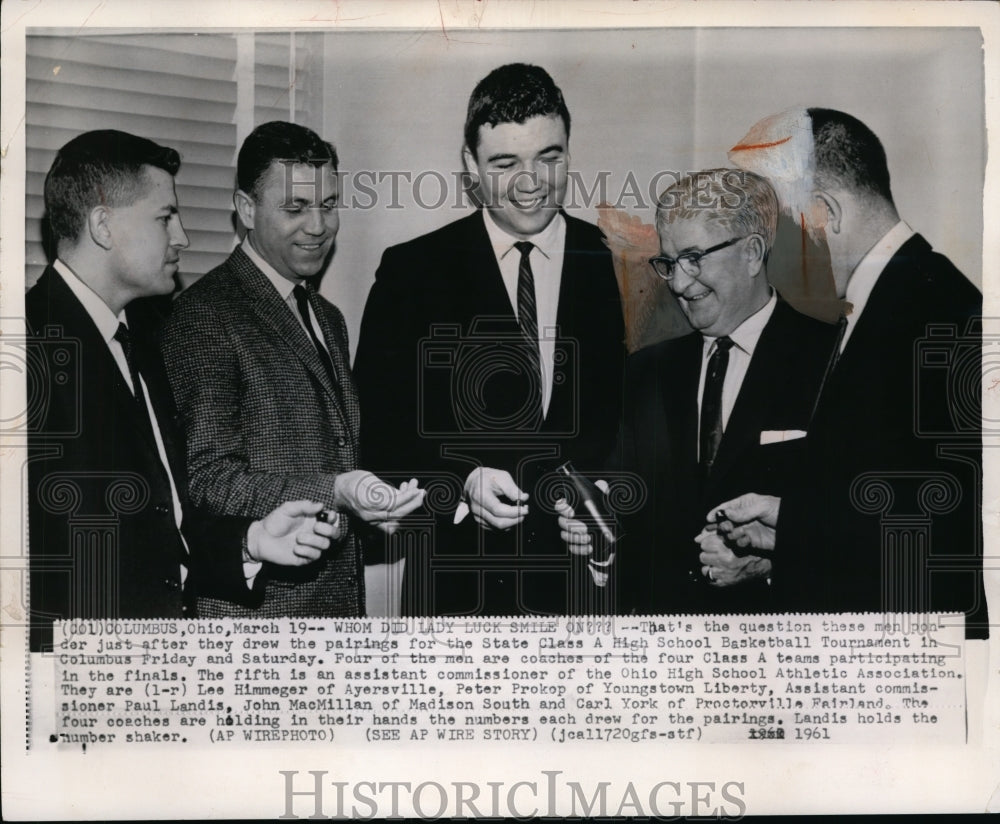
[161,122,423,617]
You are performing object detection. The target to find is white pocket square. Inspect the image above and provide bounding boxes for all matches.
[759,429,807,445]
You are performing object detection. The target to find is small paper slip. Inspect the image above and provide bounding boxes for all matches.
[759,429,807,444]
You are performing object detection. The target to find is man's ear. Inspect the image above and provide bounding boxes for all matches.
[461,146,479,180]
[813,190,842,235]
[87,205,113,250]
[233,189,256,233]
[744,233,767,276]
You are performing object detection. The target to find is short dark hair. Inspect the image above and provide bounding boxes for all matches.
[463,63,571,158]
[808,108,894,205]
[44,130,180,244]
[237,121,339,198]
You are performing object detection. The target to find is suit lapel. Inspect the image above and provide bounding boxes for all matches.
[126,304,189,490]
[311,293,360,443]
[37,269,167,458]
[709,302,790,484]
[229,248,350,431]
[660,333,701,485]
[826,235,924,399]
[549,213,585,427]
[462,212,515,318]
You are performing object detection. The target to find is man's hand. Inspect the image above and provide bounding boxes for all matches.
[464,467,528,530]
[334,471,425,535]
[248,500,337,566]
[707,492,781,552]
[695,528,772,587]
[554,479,609,556]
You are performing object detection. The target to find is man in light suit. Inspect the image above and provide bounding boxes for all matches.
[354,64,625,616]
[161,121,423,618]
[28,130,337,651]
[558,169,839,614]
[719,109,986,634]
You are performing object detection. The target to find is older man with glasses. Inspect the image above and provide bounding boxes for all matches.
[557,168,839,614]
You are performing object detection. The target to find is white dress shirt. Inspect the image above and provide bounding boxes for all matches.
[482,209,566,416]
[696,290,778,458]
[243,237,330,354]
[841,220,915,352]
[53,260,260,586]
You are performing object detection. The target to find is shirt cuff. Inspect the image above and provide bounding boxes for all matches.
[587,552,616,587]
[243,560,263,588]
[242,526,263,588]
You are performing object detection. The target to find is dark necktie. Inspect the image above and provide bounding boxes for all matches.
[699,335,734,475]
[114,323,185,569]
[293,284,338,388]
[513,240,544,426]
[114,323,156,443]
[809,314,849,425]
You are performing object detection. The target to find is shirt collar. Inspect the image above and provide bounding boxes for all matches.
[845,220,914,315]
[482,207,566,263]
[53,258,126,344]
[241,236,298,301]
[702,289,778,358]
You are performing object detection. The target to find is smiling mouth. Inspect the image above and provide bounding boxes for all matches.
[684,289,712,302]
[510,196,547,210]
[295,242,328,252]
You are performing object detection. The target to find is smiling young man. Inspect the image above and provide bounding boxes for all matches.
[354,63,625,617]
[558,169,839,614]
[27,130,340,651]
[161,121,424,620]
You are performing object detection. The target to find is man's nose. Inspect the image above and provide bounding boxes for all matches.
[303,207,327,235]
[669,265,699,294]
[513,168,541,192]
[171,218,190,249]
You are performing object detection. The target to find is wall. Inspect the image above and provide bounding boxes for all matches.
[317,27,985,357]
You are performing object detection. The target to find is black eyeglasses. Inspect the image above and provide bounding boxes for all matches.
[648,236,744,281]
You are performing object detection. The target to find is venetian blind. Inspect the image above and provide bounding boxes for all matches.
[25,32,320,291]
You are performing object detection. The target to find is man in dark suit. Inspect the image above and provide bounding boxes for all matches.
[353,64,625,616]
[719,109,986,633]
[558,168,839,614]
[161,121,424,619]
[27,130,338,651]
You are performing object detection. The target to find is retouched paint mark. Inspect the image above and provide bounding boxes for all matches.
[597,204,661,352]
[729,135,793,153]
[800,212,808,288]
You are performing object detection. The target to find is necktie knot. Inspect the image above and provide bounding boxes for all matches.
[292,283,311,312]
[114,322,132,355]
[514,240,534,260]
[714,335,734,355]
